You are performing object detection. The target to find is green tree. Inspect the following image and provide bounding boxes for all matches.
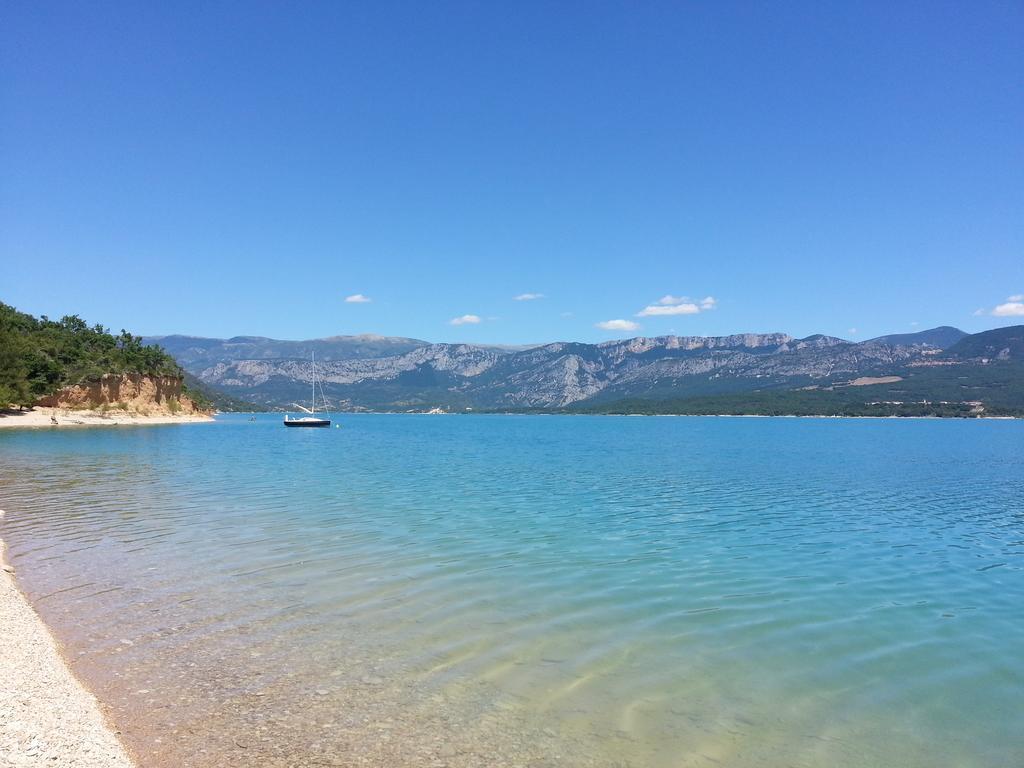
[0,301,187,406]
[0,311,32,407]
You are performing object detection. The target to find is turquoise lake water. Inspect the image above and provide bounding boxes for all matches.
[1,414,1022,767]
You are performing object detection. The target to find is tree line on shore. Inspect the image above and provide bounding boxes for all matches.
[0,301,196,409]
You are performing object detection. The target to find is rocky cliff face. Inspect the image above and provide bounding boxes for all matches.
[35,374,206,415]
[161,328,969,411]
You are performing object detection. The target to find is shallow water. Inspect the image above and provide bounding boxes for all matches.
[1,415,1022,767]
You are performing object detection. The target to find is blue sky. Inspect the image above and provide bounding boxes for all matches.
[2,1,1022,344]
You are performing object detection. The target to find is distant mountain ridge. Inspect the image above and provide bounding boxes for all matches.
[146,333,430,366]
[866,326,967,348]
[145,325,1024,415]
[945,326,1024,361]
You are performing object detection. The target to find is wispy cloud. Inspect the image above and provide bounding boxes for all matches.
[637,303,700,316]
[449,314,481,325]
[700,296,717,310]
[514,293,544,301]
[344,294,372,303]
[1009,294,1024,302]
[847,328,858,336]
[657,295,688,306]
[596,319,640,331]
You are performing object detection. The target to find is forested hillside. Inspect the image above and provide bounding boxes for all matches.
[0,301,203,409]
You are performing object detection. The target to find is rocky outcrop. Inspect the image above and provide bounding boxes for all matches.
[35,374,206,415]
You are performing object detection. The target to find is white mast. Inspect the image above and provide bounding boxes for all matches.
[311,351,316,414]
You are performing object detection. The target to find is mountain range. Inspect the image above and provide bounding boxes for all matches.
[145,325,1024,416]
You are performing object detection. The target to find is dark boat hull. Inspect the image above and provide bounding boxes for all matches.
[283,419,331,428]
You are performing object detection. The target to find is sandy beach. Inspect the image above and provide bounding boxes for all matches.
[0,536,135,767]
[0,407,213,430]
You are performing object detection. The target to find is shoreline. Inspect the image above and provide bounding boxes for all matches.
[0,535,136,767]
[251,410,1021,420]
[0,407,214,430]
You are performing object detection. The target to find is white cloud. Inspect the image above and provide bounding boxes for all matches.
[596,319,640,331]
[992,301,1024,317]
[637,303,700,317]
[514,293,544,301]
[449,314,481,325]
[639,293,716,316]
[910,321,919,327]
[973,308,986,316]
[847,328,858,336]
[345,294,372,303]
[983,295,1024,317]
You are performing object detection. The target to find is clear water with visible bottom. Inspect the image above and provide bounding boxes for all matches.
[1,414,1022,767]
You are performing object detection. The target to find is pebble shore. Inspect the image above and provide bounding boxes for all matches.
[0,534,135,767]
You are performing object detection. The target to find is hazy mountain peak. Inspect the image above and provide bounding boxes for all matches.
[867,326,967,348]
[945,325,1023,360]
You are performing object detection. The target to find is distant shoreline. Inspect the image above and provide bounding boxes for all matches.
[231,410,1021,420]
[0,407,214,430]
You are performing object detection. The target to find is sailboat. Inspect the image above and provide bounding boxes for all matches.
[283,352,332,428]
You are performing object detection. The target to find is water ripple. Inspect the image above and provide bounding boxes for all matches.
[1,415,1023,768]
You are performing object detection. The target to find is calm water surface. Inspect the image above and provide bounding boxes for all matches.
[1,415,1022,767]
